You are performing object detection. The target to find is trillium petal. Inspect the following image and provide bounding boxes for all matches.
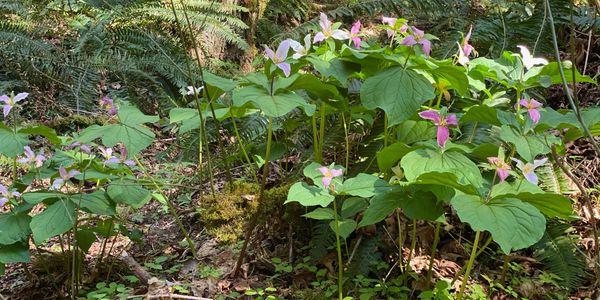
[68,170,81,178]
[352,37,361,48]
[303,34,311,48]
[287,39,302,52]
[16,158,29,164]
[0,184,7,195]
[59,167,68,179]
[351,21,361,35]
[381,17,397,26]
[318,166,329,176]
[529,99,542,108]
[510,157,525,170]
[0,95,8,104]
[487,157,500,164]
[436,126,450,147]
[533,158,548,168]
[419,110,442,124]
[276,62,291,77]
[106,157,120,164]
[330,168,343,177]
[11,191,21,198]
[292,53,303,60]
[518,99,529,108]
[421,39,432,56]
[13,92,28,102]
[0,198,7,207]
[524,171,539,185]
[322,176,332,189]
[124,160,136,166]
[313,32,326,43]
[463,44,474,57]
[412,27,425,38]
[331,29,350,40]
[264,46,276,60]
[528,108,541,124]
[400,35,416,46]
[445,114,458,126]
[51,179,64,190]
[3,104,12,117]
[275,40,291,60]
[497,168,510,182]
[319,13,331,31]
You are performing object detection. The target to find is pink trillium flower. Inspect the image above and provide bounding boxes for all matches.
[265,40,292,77]
[487,157,511,182]
[313,13,350,43]
[17,146,47,167]
[0,92,28,118]
[101,96,118,116]
[99,146,135,166]
[419,110,458,147]
[401,27,431,56]
[51,167,81,190]
[66,141,92,154]
[511,157,547,185]
[381,17,407,38]
[518,98,542,124]
[287,35,312,59]
[0,183,21,207]
[457,26,476,65]
[317,166,344,190]
[349,21,362,48]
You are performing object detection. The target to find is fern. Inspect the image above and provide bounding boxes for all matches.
[310,220,336,263]
[533,222,589,291]
[538,161,578,195]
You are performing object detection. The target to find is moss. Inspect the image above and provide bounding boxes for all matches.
[46,114,106,134]
[198,181,293,244]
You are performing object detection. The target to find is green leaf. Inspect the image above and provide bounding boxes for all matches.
[401,149,484,190]
[499,125,559,162]
[361,67,435,126]
[0,263,4,275]
[359,187,409,227]
[285,182,334,207]
[303,208,335,220]
[338,174,391,197]
[19,125,61,145]
[31,199,76,245]
[0,125,29,157]
[429,65,469,96]
[330,219,357,239]
[233,86,314,117]
[400,191,444,221]
[451,194,546,254]
[107,183,152,209]
[0,242,30,263]
[396,120,436,144]
[0,213,32,245]
[524,61,596,86]
[341,197,368,219]
[303,162,344,189]
[118,103,160,125]
[377,142,415,172]
[75,229,96,253]
[72,191,116,216]
[460,105,501,126]
[490,181,574,219]
[288,74,340,100]
[169,108,199,134]
[21,192,64,205]
[413,172,481,195]
[306,57,359,84]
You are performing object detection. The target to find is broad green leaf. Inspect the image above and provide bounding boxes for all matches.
[330,219,357,239]
[429,65,469,96]
[204,71,237,101]
[0,213,31,245]
[285,182,334,207]
[0,125,29,157]
[377,142,415,172]
[341,197,368,219]
[19,125,61,145]
[413,172,481,195]
[118,103,160,125]
[400,190,444,221]
[460,105,501,126]
[169,108,200,134]
[233,86,314,117]
[288,74,340,100]
[31,199,76,245]
[338,174,391,197]
[401,149,484,190]
[75,229,96,253]
[0,263,4,275]
[306,57,359,84]
[359,187,409,227]
[21,192,64,205]
[524,61,595,86]
[451,194,546,254]
[499,125,559,162]
[72,191,116,216]
[0,242,30,263]
[490,181,573,219]
[107,183,152,209]
[361,67,435,126]
[303,208,335,220]
[396,120,436,144]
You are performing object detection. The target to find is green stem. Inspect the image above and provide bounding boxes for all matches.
[383,115,389,148]
[435,91,443,109]
[319,105,326,162]
[426,222,441,287]
[134,157,197,258]
[457,231,481,300]
[233,116,274,277]
[396,210,404,274]
[341,112,350,171]
[230,113,259,184]
[499,254,510,283]
[312,115,321,163]
[332,198,344,300]
[405,219,417,273]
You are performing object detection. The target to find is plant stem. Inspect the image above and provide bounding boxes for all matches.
[134,157,198,258]
[435,91,443,109]
[319,104,326,162]
[405,219,417,273]
[383,115,389,148]
[341,112,350,171]
[230,113,259,184]
[396,210,404,274]
[426,222,441,287]
[457,231,481,300]
[332,198,344,300]
[233,116,274,277]
[312,115,321,163]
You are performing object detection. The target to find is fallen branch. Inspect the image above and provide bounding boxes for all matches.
[120,251,152,284]
[127,294,212,300]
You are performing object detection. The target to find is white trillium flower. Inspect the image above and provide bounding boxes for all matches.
[182,86,203,96]
[287,34,312,59]
[517,45,548,70]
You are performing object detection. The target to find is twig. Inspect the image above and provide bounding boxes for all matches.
[127,294,212,300]
[120,251,152,284]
